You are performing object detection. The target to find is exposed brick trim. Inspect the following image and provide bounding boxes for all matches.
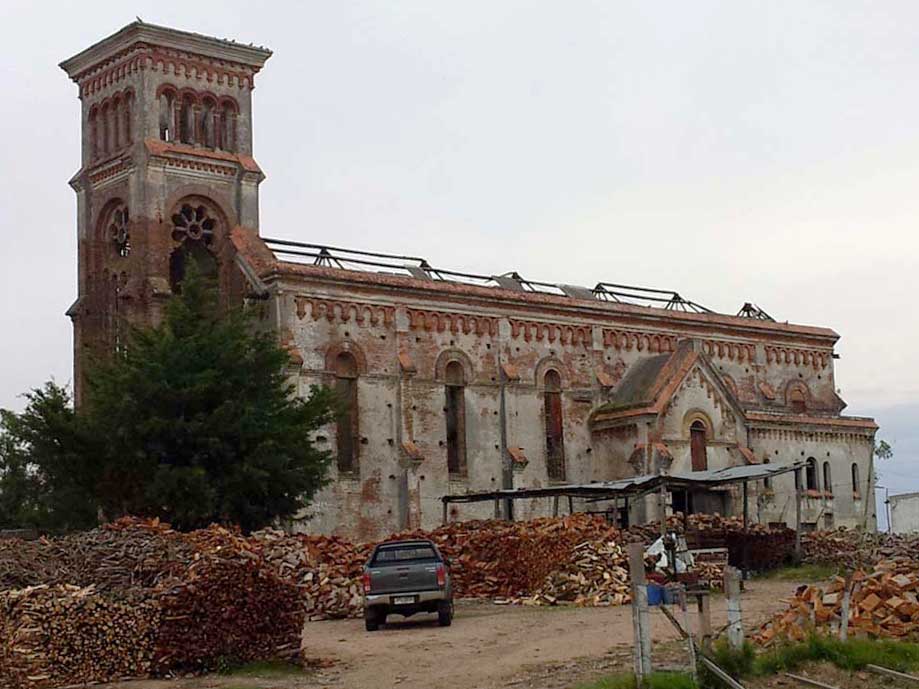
[406,308,497,336]
[294,296,395,327]
[510,319,590,346]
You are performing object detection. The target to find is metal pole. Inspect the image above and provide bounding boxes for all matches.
[659,480,667,541]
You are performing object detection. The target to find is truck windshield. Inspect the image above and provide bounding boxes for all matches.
[372,544,439,565]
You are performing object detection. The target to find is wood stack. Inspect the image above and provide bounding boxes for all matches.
[0,584,159,689]
[529,540,631,607]
[0,520,306,689]
[754,558,919,645]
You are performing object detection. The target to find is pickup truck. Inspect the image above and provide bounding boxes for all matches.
[362,539,453,631]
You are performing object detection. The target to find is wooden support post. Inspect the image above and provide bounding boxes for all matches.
[700,657,747,689]
[724,565,744,650]
[659,482,667,540]
[678,585,697,682]
[865,664,919,683]
[628,542,652,681]
[553,495,559,517]
[697,592,712,651]
[742,480,750,582]
[784,673,842,689]
[794,467,803,562]
[839,575,852,642]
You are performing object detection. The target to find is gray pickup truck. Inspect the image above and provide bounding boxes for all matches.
[362,539,454,631]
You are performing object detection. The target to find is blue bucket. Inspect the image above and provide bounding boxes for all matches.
[646,584,664,607]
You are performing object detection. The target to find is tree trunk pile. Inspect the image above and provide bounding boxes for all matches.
[754,557,919,645]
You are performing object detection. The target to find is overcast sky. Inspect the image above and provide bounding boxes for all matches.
[0,1,915,520]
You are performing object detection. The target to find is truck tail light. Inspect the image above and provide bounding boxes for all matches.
[362,571,371,594]
[436,564,446,588]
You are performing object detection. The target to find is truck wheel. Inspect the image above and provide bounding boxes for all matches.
[364,609,381,632]
[437,601,453,627]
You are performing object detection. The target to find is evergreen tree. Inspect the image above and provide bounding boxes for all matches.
[0,382,98,531]
[84,261,335,532]
[0,262,335,533]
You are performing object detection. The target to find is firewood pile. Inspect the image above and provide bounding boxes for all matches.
[0,519,305,689]
[252,528,370,621]
[754,557,919,645]
[528,540,631,606]
[801,528,919,570]
[0,585,159,689]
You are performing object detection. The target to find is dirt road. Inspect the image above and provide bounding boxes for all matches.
[103,578,800,689]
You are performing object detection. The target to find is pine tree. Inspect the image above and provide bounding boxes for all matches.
[83,261,335,532]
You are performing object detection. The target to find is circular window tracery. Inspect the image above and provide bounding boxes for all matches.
[108,204,131,257]
[171,203,218,245]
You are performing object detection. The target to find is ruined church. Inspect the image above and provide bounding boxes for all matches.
[61,23,878,541]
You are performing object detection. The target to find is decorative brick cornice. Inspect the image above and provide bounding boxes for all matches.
[295,296,395,327]
[406,308,497,336]
[765,345,829,369]
[88,158,132,184]
[509,319,590,346]
[701,339,756,363]
[603,328,678,353]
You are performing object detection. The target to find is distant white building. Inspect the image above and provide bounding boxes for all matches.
[888,492,919,534]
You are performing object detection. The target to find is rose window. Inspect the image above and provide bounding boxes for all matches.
[171,203,217,245]
[109,205,130,257]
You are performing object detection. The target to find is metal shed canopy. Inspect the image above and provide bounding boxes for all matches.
[441,462,804,505]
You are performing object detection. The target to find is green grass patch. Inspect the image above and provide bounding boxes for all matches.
[575,672,697,689]
[759,563,841,582]
[755,635,919,675]
[218,658,307,677]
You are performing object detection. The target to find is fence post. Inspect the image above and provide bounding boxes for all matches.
[724,565,744,650]
[628,543,652,681]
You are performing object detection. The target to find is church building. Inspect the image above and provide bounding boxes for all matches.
[61,23,878,540]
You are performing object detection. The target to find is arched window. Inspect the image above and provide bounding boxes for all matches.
[690,420,708,472]
[823,461,832,496]
[444,361,467,477]
[88,107,99,159]
[851,463,861,499]
[123,92,133,145]
[544,370,565,481]
[789,387,807,414]
[180,94,196,144]
[805,457,819,491]
[200,97,217,148]
[168,201,220,292]
[335,352,359,475]
[112,96,122,149]
[763,457,771,489]
[219,101,238,151]
[100,102,110,156]
[159,90,175,141]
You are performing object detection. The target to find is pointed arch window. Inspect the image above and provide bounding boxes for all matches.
[823,461,833,496]
[335,352,359,475]
[444,361,467,477]
[690,420,708,472]
[544,369,565,481]
[851,463,861,499]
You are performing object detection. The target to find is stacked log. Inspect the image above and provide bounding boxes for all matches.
[754,557,919,645]
[529,540,631,607]
[0,585,158,689]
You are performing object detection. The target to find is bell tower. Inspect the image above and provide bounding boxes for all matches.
[60,22,271,401]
